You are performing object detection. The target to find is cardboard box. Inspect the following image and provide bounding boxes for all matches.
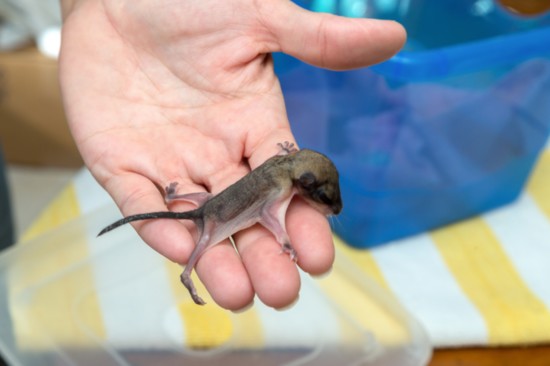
[0,47,82,167]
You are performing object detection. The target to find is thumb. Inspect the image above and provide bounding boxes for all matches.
[261,1,406,70]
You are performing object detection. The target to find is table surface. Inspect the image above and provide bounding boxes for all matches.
[429,345,550,365]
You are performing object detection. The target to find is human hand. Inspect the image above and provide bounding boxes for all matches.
[59,0,405,310]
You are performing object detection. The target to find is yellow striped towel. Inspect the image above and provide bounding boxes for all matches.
[5,147,550,353]
[3,170,430,365]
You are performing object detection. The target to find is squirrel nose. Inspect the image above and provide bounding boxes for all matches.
[331,201,343,215]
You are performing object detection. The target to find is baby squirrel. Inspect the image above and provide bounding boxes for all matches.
[99,142,342,305]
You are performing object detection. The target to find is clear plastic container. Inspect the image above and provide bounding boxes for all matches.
[0,205,431,366]
[277,0,550,246]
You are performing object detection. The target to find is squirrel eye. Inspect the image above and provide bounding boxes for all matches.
[317,191,333,205]
[298,172,316,188]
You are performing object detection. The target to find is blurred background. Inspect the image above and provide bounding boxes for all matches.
[0,0,80,240]
[1,1,550,365]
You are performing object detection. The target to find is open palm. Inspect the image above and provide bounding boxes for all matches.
[59,0,405,310]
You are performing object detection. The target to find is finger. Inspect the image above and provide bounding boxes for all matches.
[286,197,335,276]
[260,0,406,70]
[245,128,298,169]
[106,172,256,309]
[234,225,301,309]
[194,240,255,310]
[103,173,198,263]
[183,162,257,310]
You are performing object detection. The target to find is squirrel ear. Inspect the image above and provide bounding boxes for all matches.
[298,172,316,188]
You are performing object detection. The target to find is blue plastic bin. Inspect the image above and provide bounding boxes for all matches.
[276,0,550,247]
